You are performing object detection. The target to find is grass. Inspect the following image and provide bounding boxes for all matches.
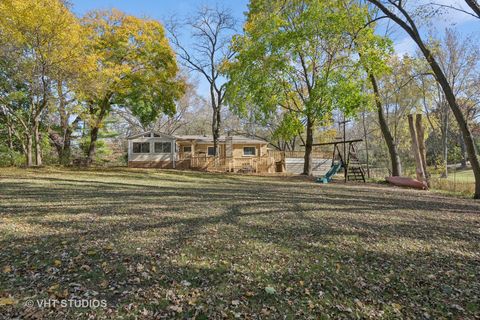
[0,167,479,319]
[429,169,475,196]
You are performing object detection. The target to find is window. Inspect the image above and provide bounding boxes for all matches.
[143,133,151,137]
[243,146,256,156]
[207,146,216,156]
[133,142,150,154]
[154,142,172,153]
[183,146,192,153]
[153,133,161,137]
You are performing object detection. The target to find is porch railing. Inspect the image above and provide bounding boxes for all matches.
[185,155,276,173]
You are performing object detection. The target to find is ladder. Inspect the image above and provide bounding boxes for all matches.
[346,143,366,182]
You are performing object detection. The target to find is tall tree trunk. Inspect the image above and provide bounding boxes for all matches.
[86,99,109,166]
[408,114,427,184]
[415,114,429,186]
[362,111,371,178]
[86,126,99,166]
[368,0,480,198]
[211,104,221,157]
[26,134,33,167]
[61,129,73,166]
[7,123,15,166]
[459,135,468,169]
[58,80,72,166]
[34,120,42,166]
[49,129,74,166]
[441,106,449,178]
[303,116,314,175]
[369,73,402,176]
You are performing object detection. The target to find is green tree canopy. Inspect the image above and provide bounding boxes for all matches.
[225,0,390,174]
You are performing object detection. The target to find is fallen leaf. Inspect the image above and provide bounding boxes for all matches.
[169,305,183,313]
[48,284,60,293]
[0,297,17,306]
[181,280,191,287]
[265,286,276,294]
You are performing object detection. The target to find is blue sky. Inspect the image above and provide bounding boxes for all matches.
[70,0,249,24]
[70,0,479,97]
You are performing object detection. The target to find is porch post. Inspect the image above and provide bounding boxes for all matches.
[172,140,176,169]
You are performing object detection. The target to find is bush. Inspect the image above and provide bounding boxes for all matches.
[0,145,24,166]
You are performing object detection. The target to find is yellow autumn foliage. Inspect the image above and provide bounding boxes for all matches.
[0,0,86,79]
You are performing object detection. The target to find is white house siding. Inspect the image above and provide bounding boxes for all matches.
[128,133,176,168]
[128,153,173,162]
[285,158,332,176]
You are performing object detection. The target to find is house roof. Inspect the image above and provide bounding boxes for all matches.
[127,131,176,140]
[127,131,268,145]
[176,135,268,145]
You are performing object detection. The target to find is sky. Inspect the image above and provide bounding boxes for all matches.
[70,0,249,24]
[69,0,479,97]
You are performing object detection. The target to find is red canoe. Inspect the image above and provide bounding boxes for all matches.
[386,176,428,190]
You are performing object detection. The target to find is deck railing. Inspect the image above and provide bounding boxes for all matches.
[185,155,276,173]
[176,150,332,173]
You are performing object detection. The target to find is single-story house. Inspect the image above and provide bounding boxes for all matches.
[127,131,273,172]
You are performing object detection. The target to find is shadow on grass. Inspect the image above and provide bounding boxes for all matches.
[0,170,479,318]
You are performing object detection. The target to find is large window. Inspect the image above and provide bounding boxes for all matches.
[243,146,256,156]
[133,142,150,154]
[207,146,215,156]
[154,142,172,153]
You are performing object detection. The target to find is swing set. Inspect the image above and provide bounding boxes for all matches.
[311,138,366,183]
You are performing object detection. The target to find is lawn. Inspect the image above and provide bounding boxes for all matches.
[444,169,475,183]
[429,169,476,196]
[0,168,479,319]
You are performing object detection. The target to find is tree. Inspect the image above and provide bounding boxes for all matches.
[167,6,236,157]
[464,0,480,18]
[369,72,403,175]
[226,0,385,175]
[115,72,206,136]
[80,9,184,165]
[366,0,480,198]
[47,79,83,166]
[428,0,480,19]
[0,0,84,166]
[436,29,480,170]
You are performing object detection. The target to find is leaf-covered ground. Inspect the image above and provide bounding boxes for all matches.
[0,168,479,319]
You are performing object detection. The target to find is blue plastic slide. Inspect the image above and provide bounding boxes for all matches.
[317,162,342,184]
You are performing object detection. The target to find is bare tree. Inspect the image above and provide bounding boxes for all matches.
[436,29,480,170]
[367,0,480,198]
[114,75,207,136]
[427,0,480,19]
[167,6,236,156]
